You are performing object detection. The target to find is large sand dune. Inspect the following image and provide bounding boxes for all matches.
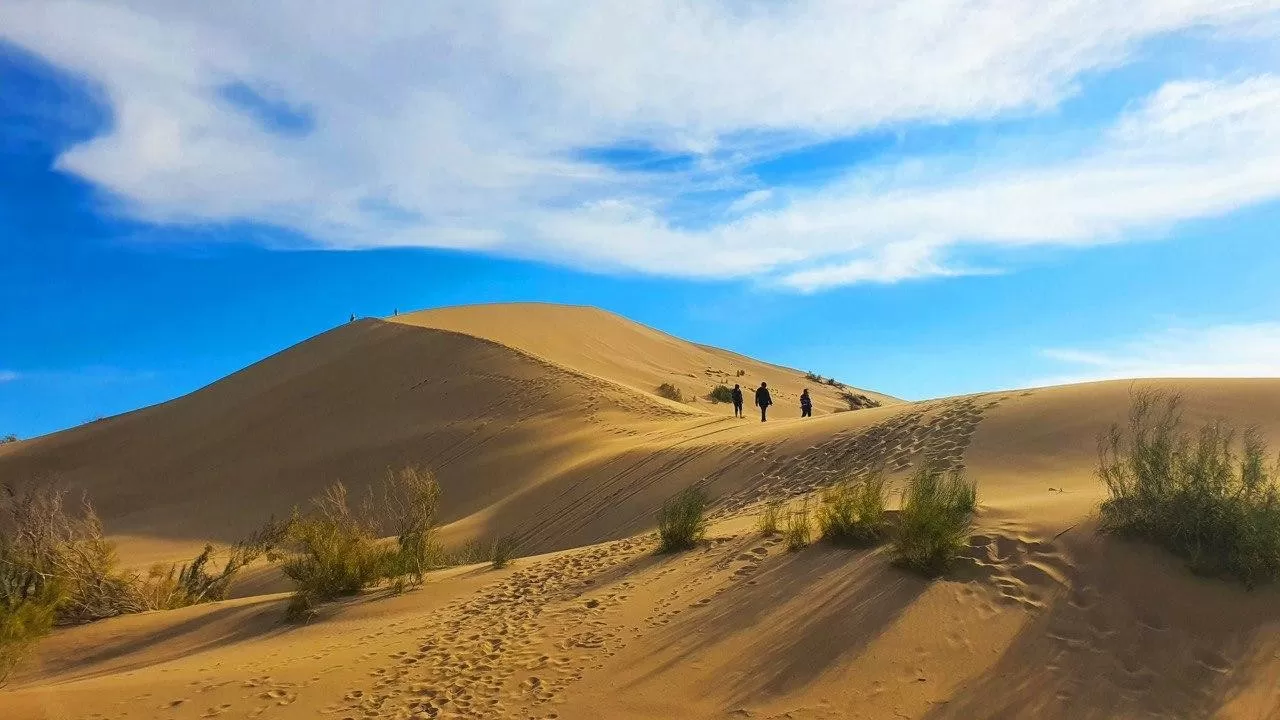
[4,304,1280,719]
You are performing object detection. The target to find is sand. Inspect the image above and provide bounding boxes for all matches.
[3,303,1279,719]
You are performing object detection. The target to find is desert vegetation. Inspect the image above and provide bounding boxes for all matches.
[656,485,708,553]
[817,473,890,546]
[0,435,16,444]
[708,384,735,403]
[757,497,783,536]
[655,383,685,402]
[784,501,812,551]
[838,391,881,411]
[892,466,978,576]
[1098,390,1280,588]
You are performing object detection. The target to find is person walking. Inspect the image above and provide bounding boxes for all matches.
[800,388,813,418]
[731,384,745,418]
[755,382,773,422]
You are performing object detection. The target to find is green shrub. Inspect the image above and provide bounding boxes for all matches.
[141,519,287,610]
[757,498,783,536]
[805,371,823,382]
[1098,391,1280,587]
[818,473,889,546]
[0,435,16,444]
[708,385,735,404]
[657,485,708,553]
[784,501,812,551]
[0,574,61,686]
[278,484,391,621]
[893,466,977,576]
[655,383,685,402]
[374,467,444,588]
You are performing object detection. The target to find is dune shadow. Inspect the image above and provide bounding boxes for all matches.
[922,536,1280,720]
[633,541,929,707]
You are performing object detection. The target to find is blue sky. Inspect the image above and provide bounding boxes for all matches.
[5,2,1280,439]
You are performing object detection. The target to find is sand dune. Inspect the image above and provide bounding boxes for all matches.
[4,304,1280,719]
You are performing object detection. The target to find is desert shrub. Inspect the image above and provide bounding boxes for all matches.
[708,385,735,404]
[373,467,444,588]
[490,536,519,569]
[893,466,977,576]
[784,501,812,551]
[278,484,391,621]
[0,573,61,687]
[805,371,823,382]
[0,435,16,444]
[736,370,746,377]
[1098,391,1280,587]
[818,473,890,546]
[655,383,684,402]
[657,485,708,553]
[140,519,287,610]
[757,498,784,536]
[839,391,881,411]
[825,377,844,388]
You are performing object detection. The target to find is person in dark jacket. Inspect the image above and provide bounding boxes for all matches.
[755,382,773,422]
[731,384,745,418]
[800,388,813,418]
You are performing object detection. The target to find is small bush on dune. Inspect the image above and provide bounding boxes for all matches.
[818,473,890,546]
[708,385,735,404]
[279,484,391,621]
[757,498,784,536]
[657,485,708,553]
[839,391,882,411]
[655,383,685,402]
[805,371,823,383]
[784,501,812,551]
[141,519,287,610]
[893,466,977,576]
[0,435,16,444]
[1098,391,1280,588]
[374,467,444,588]
[490,536,519,569]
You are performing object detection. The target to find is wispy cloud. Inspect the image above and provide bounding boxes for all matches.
[1032,322,1280,386]
[0,371,18,383]
[2,1,1280,287]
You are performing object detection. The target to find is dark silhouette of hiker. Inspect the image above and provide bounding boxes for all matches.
[800,388,813,418]
[349,313,355,323]
[731,384,745,417]
[755,382,773,422]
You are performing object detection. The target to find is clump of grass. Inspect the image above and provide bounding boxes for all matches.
[1098,390,1280,588]
[757,497,784,536]
[784,501,812,551]
[657,485,708,553]
[893,466,977,576]
[736,370,746,377]
[818,473,890,546]
[140,519,286,610]
[708,385,735,404]
[804,371,823,382]
[655,383,685,402]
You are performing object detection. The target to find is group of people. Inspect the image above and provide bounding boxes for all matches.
[728,382,812,422]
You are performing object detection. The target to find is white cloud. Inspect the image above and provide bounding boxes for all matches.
[0,371,18,383]
[3,1,1280,287]
[1033,323,1280,385]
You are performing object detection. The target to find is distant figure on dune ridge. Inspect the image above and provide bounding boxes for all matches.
[349,313,355,323]
[800,388,813,418]
[755,382,773,422]
[731,383,745,418]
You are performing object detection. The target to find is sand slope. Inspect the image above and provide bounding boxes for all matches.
[4,304,1280,719]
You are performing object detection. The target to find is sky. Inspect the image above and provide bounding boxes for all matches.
[4,1,1280,439]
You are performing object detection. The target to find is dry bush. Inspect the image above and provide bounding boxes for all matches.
[655,383,685,402]
[1098,390,1280,587]
[839,391,881,411]
[490,536,519,569]
[140,519,287,610]
[818,473,890,546]
[657,485,708,553]
[372,467,444,588]
[0,435,16,444]
[893,466,977,576]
